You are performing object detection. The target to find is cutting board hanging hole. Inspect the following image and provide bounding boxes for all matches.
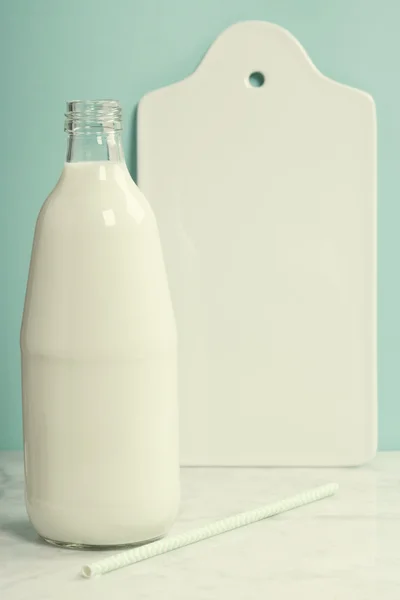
[248,71,265,87]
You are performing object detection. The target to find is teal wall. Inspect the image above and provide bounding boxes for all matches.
[0,0,398,449]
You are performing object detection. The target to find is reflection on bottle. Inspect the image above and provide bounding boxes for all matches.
[102,209,116,227]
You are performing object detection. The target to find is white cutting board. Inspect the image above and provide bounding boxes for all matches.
[138,21,377,466]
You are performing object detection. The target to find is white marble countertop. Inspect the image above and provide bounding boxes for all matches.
[1,452,400,599]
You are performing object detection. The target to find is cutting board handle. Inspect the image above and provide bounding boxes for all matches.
[195,21,320,88]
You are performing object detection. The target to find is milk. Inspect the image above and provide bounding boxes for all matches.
[21,160,179,546]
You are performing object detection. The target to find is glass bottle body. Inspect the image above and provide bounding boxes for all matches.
[20,101,179,547]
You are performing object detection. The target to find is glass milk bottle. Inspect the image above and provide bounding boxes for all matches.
[20,100,179,547]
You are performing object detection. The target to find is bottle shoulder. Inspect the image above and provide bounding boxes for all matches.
[38,162,156,230]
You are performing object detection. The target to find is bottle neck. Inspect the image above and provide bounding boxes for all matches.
[64,100,124,164]
[65,131,125,163]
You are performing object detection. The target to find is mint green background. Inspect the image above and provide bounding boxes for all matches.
[0,0,397,449]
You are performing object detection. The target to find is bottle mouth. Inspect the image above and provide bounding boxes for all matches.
[65,99,122,134]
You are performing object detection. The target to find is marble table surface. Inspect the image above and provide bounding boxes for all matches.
[1,452,400,599]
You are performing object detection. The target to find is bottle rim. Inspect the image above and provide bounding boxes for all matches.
[64,99,122,134]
